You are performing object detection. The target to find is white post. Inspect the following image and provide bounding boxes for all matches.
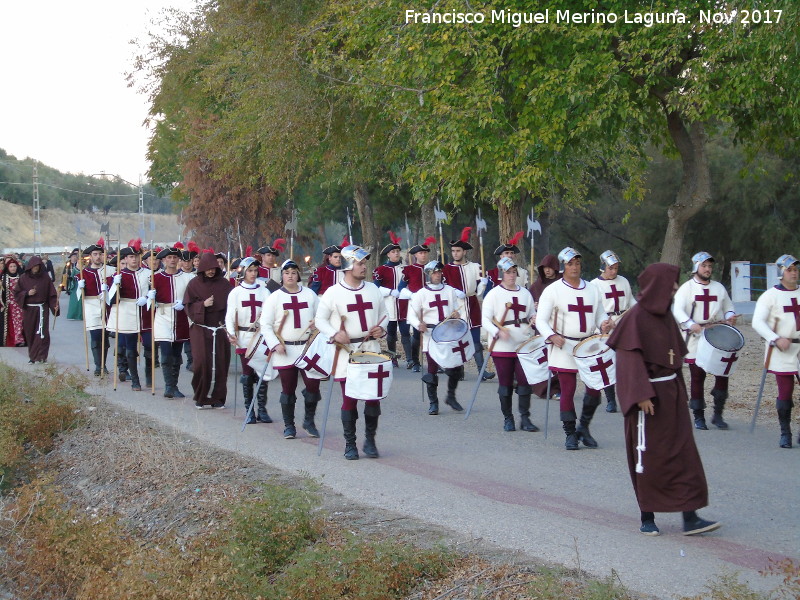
[730,261,750,302]
[766,263,779,290]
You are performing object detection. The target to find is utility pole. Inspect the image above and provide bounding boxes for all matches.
[32,161,41,254]
[138,175,145,239]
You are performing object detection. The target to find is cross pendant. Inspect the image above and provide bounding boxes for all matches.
[668,349,675,365]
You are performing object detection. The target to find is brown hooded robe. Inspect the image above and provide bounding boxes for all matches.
[606,263,709,513]
[185,253,232,405]
[14,256,59,362]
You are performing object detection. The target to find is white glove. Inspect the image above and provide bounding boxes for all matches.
[173,301,184,311]
[454,289,466,299]
[77,279,86,289]
[399,288,414,300]
[147,290,156,300]
[101,283,109,292]
[479,277,488,286]
[379,286,391,297]
[390,289,400,298]
[113,274,122,285]
[136,297,148,307]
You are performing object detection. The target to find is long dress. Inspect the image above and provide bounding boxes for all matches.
[66,264,83,320]
[14,256,59,362]
[606,263,709,513]
[2,269,26,347]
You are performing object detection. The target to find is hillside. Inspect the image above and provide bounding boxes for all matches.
[0,199,185,253]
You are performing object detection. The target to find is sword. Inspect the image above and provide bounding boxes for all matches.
[243,310,289,431]
[318,316,347,456]
[543,308,558,439]
[465,303,512,419]
[750,334,776,434]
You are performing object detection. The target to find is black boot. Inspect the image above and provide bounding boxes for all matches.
[161,355,176,398]
[777,400,793,449]
[302,390,321,437]
[117,342,129,383]
[363,404,380,458]
[499,385,515,431]
[682,510,721,535]
[422,372,439,415]
[280,393,296,438]
[475,349,495,381]
[710,388,729,429]
[576,394,601,448]
[605,385,617,413]
[91,342,103,377]
[410,331,421,372]
[184,341,193,371]
[171,357,186,398]
[143,350,153,388]
[517,384,539,432]
[690,398,708,430]
[126,350,141,391]
[242,374,256,424]
[445,367,464,411]
[341,408,359,460]
[401,335,413,369]
[387,334,398,367]
[256,378,272,422]
[561,412,579,450]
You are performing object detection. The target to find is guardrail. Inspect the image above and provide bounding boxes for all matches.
[731,261,778,302]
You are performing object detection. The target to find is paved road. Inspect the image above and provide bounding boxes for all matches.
[2,298,797,599]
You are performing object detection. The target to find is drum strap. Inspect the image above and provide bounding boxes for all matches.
[610,309,627,316]
[501,320,524,327]
[648,374,676,383]
[563,334,590,342]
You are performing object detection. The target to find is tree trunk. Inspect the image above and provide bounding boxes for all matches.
[497,193,524,265]
[354,182,379,273]
[659,115,711,265]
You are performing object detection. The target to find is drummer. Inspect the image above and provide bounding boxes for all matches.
[225,257,271,424]
[535,248,613,450]
[407,260,464,415]
[672,251,737,430]
[482,257,540,432]
[590,250,636,413]
[261,259,320,438]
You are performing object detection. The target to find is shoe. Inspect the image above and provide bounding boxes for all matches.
[406,361,413,370]
[779,433,792,449]
[118,371,128,383]
[412,363,421,373]
[481,371,495,381]
[344,444,359,460]
[445,398,464,412]
[195,402,209,409]
[683,517,721,536]
[284,426,297,439]
[211,402,225,409]
[576,424,598,448]
[503,416,516,432]
[131,382,142,392]
[565,433,579,451]
[245,412,257,425]
[694,417,708,430]
[711,413,728,429]
[428,403,439,415]
[606,401,617,413]
[640,521,660,536]
[519,415,539,432]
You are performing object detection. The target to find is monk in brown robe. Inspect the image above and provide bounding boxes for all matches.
[185,252,232,408]
[606,263,721,537]
[14,256,59,363]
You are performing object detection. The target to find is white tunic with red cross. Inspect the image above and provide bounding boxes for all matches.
[442,261,482,328]
[535,278,608,371]
[225,281,270,353]
[106,267,151,334]
[315,281,388,381]
[672,278,735,362]
[752,285,800,375]
[260,286,318,369]
[407,284,460,352]
[482,284,535,356]
[590,274,635,324]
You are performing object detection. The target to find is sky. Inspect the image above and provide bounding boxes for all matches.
[0,0,197,184]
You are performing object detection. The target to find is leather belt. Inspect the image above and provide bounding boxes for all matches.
[282,339,308,346]
[610,309,627,316]
[563,334,590,342]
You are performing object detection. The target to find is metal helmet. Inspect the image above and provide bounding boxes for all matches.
[340,245,371,271]
[599,250,620,271]
[557,247,581,268]
[776,254,800,277]
[423,260,444,284]
[497,256,518,274]
[238,256,260,274]
[691,251,714,273]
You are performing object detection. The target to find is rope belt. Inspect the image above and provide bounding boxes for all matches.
[649,373,677,383]
[29,303,45,338]
[195,323,226,395]
[636,411,646,474]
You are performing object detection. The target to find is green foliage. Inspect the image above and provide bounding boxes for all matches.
[0,364,86,492]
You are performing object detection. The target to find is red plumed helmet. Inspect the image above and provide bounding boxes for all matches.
[203,247,214,254]
[96,237,105,248]
[388,230,401,245]
[187,241,200,253]
[460,226,472,243]
[174,242,184,250]
[272,238,286,252]
[341,235,350,247]
[245,245,253,257]
[424,236,437,246]
[508,231,524,246]
[130,238,142,253]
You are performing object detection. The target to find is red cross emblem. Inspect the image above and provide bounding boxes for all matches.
[694,288,718,321]
[605,284,625,313]
[589,355,614,386]
[720,352,738,376]
[567,296,593,333]
[242,293,262,323]
[346,294,374,331]
[283,294,309,329]
[368,364,391,396]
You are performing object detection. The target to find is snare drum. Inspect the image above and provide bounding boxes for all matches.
[294,330,335,379]
[516,336,549,385]
[247,347,278,382]
[696,324,744,377]
[573,334,616,389]
[345,351,393,400]
[428,318,474,368]
[244,331,265,360]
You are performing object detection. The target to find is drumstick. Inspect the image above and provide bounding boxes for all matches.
[276,310,289,345]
